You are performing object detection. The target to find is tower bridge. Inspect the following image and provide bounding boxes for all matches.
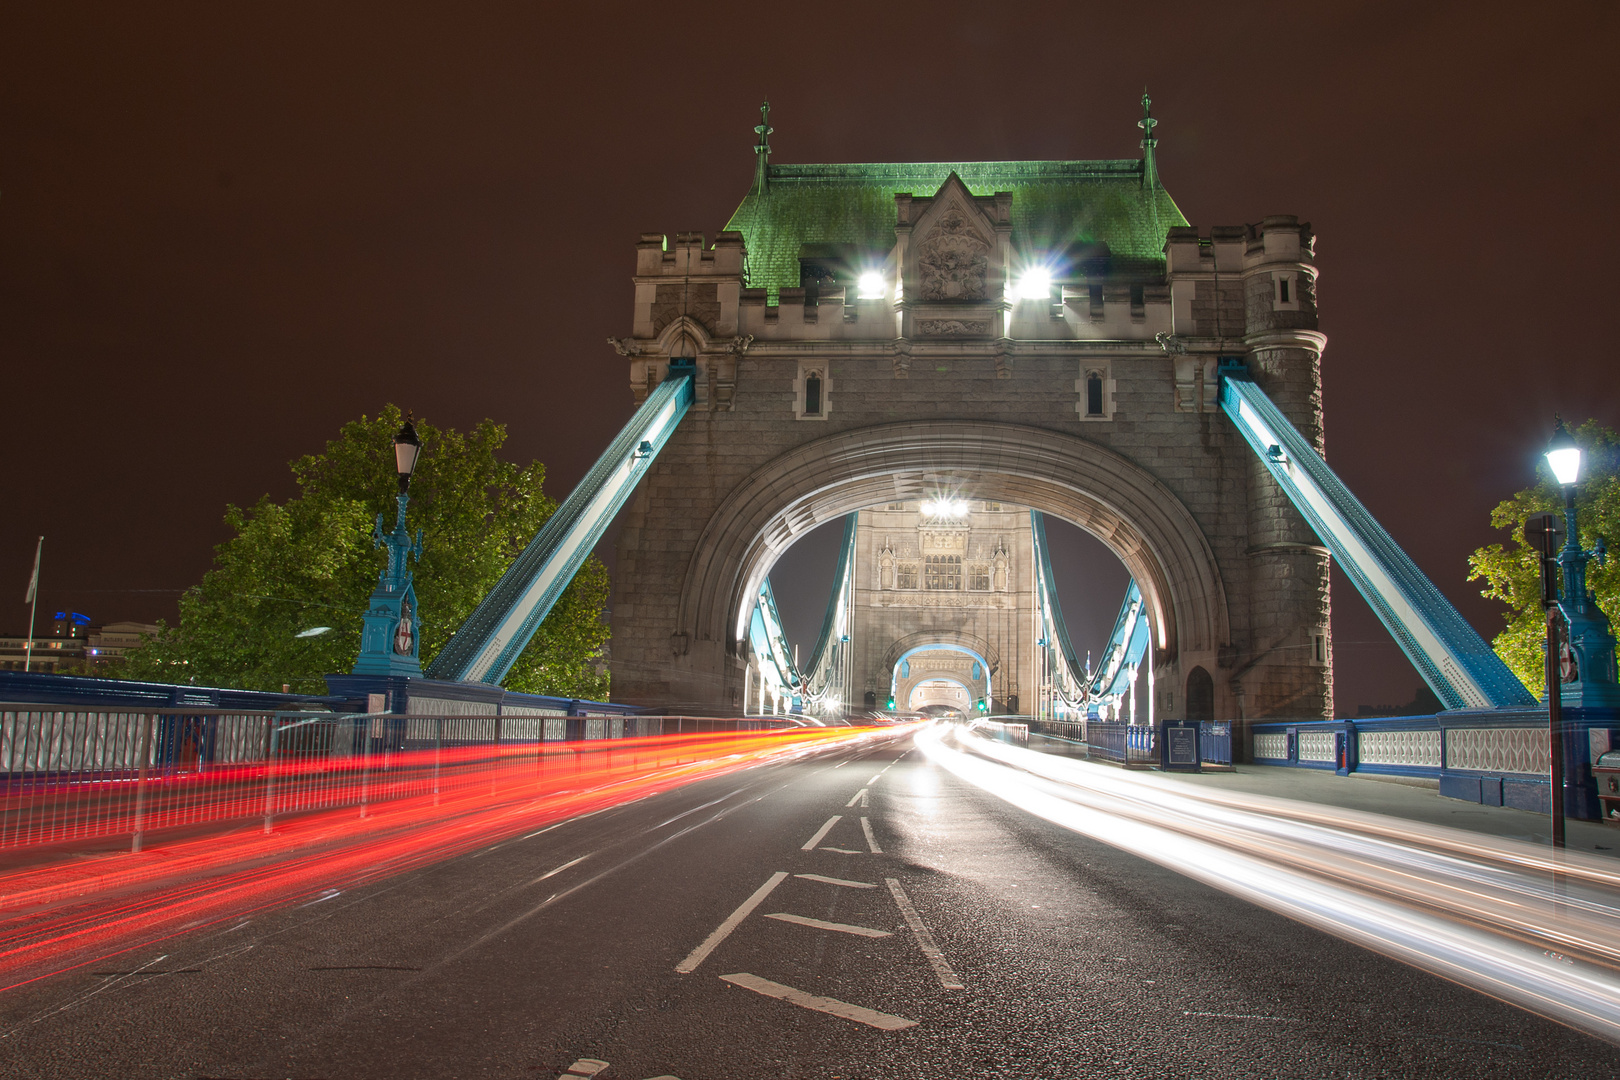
[430,98,1538,751]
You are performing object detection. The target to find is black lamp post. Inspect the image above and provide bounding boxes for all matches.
[1543,420,1580,848]
[393,416,423,493]
[352,413,426,678]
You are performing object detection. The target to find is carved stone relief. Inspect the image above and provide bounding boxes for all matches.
[917,319,991,337]
[916,207,989,300]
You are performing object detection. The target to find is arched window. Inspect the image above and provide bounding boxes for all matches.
[1086,371,1105,417]
[864,690,878,709]
[1186,666,1215,723]
[804,371,822,416]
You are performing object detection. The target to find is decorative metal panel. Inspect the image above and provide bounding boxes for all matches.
[1253,732,1289,760]
[1358,729,1441,768]
[1298,731,1336,762]
[1445,727,1548,775]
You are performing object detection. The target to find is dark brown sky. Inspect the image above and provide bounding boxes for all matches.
[3,2,1615,712]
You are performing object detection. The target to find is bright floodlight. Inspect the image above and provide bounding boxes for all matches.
[857,271,886,299]
[1016,269,1052,300]
[923,498,967,518]
[1545,418,1582,487]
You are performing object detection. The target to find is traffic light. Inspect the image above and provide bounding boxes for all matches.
[976,698,987,712]
[886,696,895,710]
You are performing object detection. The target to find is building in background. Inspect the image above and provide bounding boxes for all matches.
[0,621,160,672]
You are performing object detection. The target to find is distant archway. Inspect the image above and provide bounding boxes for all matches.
[678,421,1228,678]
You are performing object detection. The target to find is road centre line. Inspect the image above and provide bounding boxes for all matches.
[765,912,892,937]
[886,878,964,990]
[821,847,863,854]
[795,873,877,889]
[719,972,917,1031]
[534,854,591,882]
[801,815,842,851]
[860,817,883,854]
[845,788,867,807]
[654,787,747,830]
[675,871,789,974]
[867,773,883,785]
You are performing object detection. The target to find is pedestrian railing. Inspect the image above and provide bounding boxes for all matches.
[0,705,797,852]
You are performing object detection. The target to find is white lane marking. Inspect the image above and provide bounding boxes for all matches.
[654,787,747,830]
[1184,1011,1301,1022]
[535,854,591,882]
[299,889,341,907]
[867,773,883,785]
[795,873,877,889]
[832,760,851,769]
[561,1060,610,1077]
[845,788,867,807]
[861,789,870,808]
[886,878,963,990]
[801,815,842,851]
[860,817,883,854]
[820,847,863,854]
[719,972,917,1031]
[675,871,789,974]
[765,912,892,938]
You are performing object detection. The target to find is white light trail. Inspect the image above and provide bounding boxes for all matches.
[919,727,1620,1045]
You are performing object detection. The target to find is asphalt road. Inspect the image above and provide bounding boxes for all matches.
[2,730,1617,1079]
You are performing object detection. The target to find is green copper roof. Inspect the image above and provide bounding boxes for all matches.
[723,160,1188,298]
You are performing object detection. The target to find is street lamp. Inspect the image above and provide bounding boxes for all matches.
[1538,417,1620,848]
[352,413,427,678]
[393,416,423,493]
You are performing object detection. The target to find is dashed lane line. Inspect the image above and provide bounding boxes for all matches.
[795,873,877,889]
[800,815,842,851]
[534,854,591,882]
[845,788,867,807]
[867,773,883,785]
[764,912,893,938]
[820,847,863,854]
[719,972,917,1031]
[886,878,964,990]
[860,817,883,854]
[675,871,789,974]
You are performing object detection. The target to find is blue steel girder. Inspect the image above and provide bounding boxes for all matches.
[1220,376,1535,710]
[428,373,694,684]
[1089,580,1150,702]
[797,516,857,711]
[1031,512,1090,710]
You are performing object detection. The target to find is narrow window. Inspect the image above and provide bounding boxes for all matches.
[1086,372,1104,417]
[804,372,822,416]
[1279,278,1290,304]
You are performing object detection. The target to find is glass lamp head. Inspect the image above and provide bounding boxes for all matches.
[394,416,423,491]
[1545,417,1582,487]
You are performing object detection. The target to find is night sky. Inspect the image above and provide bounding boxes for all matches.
[4,4,1615,714]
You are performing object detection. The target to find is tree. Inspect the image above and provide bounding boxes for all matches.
[118,406,610,698]
[1468,420,1620,694]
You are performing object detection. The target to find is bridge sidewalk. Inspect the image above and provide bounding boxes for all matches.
[1160,764,1620,857]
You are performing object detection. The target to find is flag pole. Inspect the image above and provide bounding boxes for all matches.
[23,537,41,673]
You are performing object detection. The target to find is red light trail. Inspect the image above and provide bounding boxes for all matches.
[0,727,893,994]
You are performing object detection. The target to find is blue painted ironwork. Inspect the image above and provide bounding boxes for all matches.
[352,491,424,678]
[1548,434,1620,706]
[429,373,694,684]
[1221,377,1537,710]
[1030,512,1089,717]
[796,516,857,719]
[1086,580,1150,714]
[748,578,802,712]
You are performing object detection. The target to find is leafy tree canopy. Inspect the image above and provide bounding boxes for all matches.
[119,406,610,698]
[1468,419,1619,694]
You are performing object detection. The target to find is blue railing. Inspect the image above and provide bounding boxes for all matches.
[1250,706,1620,820]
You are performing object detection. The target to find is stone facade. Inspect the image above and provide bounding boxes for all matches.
[851,502,1035,714]
[609,143,1330,746]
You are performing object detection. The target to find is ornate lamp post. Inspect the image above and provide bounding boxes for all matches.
[1539,419,1619,848]
[352,416,425,678]
[1545,419,1618,709]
